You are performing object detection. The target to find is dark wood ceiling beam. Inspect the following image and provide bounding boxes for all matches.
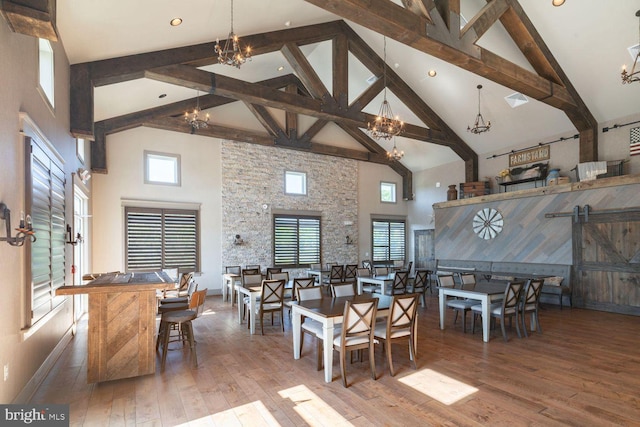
[285,84,298,139]
[333,33,349,109]
[280,42,333,101]
[244,102,285,139]
[301,119,328,141]
[304,1,577,112]
[400,0,432,21]
[349,77,384,113]
[144,64,366,126]
[462,0,510,42]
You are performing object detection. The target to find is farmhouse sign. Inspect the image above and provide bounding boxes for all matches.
[509,146,550,167]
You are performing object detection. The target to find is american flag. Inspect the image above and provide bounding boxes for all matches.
[631,126,640,157]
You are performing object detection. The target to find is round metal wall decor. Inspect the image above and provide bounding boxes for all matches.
[472,208,503,239]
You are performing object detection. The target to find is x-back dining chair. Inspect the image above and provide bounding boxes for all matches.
[471,280,525,341]
[297,285,325,370]
[254,279,286,335]
[374,293,419,376]
[446,273,477,332]
[410,269,430,307]
[333,298,378,387]
[387,271,409,295]
[521,279,544,337]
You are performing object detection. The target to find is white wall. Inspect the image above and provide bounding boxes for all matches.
[91,127,222,292]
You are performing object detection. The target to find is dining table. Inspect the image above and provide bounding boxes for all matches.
[438,281,507,342]
[356,273,396,295]
[291,293,394,383]
[236,279,293,334]
[307,268,330,284]
[222,272,242,304]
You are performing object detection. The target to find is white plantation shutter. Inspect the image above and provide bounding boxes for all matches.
[372,219,405,263]
[274,215,320,267]
[125,207,199,272]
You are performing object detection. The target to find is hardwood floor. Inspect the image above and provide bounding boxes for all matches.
[30,294,640,426]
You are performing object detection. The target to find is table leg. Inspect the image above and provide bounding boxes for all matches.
[439,288,446,330]
[357,279,362,295]
[481,296,490,343]
[292,309,301,359]
[322,319,335,383]
[249,294,256,335]
[222,277,228,302]
[236,288,243,324]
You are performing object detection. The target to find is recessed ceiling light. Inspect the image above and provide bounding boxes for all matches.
[277,66,285,71]
[284,21,291,27]
[428,69,437,77]
[159,94,167,99]
[394,63,400,69]
[552,0,565,6]
[170,18,183,26]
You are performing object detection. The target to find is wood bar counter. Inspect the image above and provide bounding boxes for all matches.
[57,272,171,383]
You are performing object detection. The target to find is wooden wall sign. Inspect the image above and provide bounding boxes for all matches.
[509,146,550,167]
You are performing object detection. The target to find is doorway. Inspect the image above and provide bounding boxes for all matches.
[73,185,89,321]
[414,229,435,270]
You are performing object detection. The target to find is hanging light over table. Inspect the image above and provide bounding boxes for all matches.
[621,10,640,84]
[368,36,404,140]
[467,84,491,134]
[215,0,251,69]
[184,90,209,133]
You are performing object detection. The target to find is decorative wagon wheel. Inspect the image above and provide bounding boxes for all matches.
[472,208,503,239]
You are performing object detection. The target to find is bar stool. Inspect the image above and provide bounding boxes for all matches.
[158,289,206,371]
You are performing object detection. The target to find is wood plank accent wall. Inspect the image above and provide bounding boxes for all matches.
[433,175,640,266]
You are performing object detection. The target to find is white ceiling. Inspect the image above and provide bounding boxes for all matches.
[56,0,640,172]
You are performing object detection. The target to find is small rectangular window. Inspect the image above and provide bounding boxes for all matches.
[144,151,181,186]
[38,38,55,109]
[76,138,85,164]
[380,181,397,203]
[285,171,307,195]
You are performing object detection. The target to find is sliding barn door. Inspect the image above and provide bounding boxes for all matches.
[414,229,435,270]
[573,209,640,315]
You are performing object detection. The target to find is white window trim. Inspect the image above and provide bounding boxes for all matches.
[380,181,397,203]
[285,170,307,195]
[144,150,181,186]
[37,38,55,112]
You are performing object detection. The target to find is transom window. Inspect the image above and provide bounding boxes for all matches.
[273,214,320,267]
[372,219,406,263]
[125,207,199,272]
[380,182,397,203]
[285,171,307,195]
[144,151,181,186]
[38,38,55,109]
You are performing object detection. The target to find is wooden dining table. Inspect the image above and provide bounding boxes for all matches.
[291,293,393,383]
[438,281,507,342]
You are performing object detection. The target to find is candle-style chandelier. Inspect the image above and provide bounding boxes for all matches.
[214,0,251,69]
[184,91,209,133]
[467,84,491,134]
[621,10,640,85]
[386,137,404,161]
[368,36,404,140]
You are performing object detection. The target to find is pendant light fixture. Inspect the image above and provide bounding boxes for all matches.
[368,36,404,140]
[467,84,491,134]
[215,0,251,69]
[621,10,640,85]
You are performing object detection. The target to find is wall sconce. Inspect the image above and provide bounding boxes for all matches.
[234,234,244,245]
[77,168,91,184]
[0,202,36,247]
[66,224,83,246]
[345,235,353,245]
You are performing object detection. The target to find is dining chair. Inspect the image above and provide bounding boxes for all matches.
[241,272,263,313]
[437,274,455,288]
[297,285,325,370]
[374,293,419,376]
[393,260,405,271]
[270,272,290,298]
[520,279,544,337]
[343,264,358,284]
[158,289,207,372]
[409,269,430,307]
[357,267,379,293]
[254,279,286,335]
[243,267,260,275]
[323,264,344,294]
[292,277,316,301]
[163,271,194,299]
[225,265,241,275]
[404,261,413,276]
[331,283,355,297]
[374,267,389,276]
[361,260,372,274]
[387,271,409,295]
[446,273,477,332]
[160,277,197,306]
[266,267,282,278]
[333,298,378,387]
[471,280,525,341]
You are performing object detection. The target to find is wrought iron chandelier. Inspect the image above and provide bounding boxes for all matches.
[621,10,640,84]
[184,91,209,133]
[215,0,251,69]
[368,36,404,140]
[386,137,404,161]
[468,84,491,134]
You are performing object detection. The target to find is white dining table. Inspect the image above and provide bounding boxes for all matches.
[222,273,241,304]
[356,274,396,295]
[291,293,393,383]
[438,282,507,342]
[307,268,330,284]
[236,280,293,335]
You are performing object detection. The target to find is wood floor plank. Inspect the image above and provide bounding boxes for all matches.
[28,294,640,426]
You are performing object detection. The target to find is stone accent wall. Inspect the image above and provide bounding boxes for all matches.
[221,140,359,275]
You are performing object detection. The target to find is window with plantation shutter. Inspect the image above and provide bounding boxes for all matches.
[28,137,66,325]
[125,207,199,272]
[273,214,320,268]
[372,219,405,263]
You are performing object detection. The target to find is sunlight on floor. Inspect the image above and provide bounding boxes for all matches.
[279,384,354,426]
[398,368,478,405]
[175,400,281,426]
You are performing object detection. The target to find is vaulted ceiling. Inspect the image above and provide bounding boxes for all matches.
[10,1,640,199]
